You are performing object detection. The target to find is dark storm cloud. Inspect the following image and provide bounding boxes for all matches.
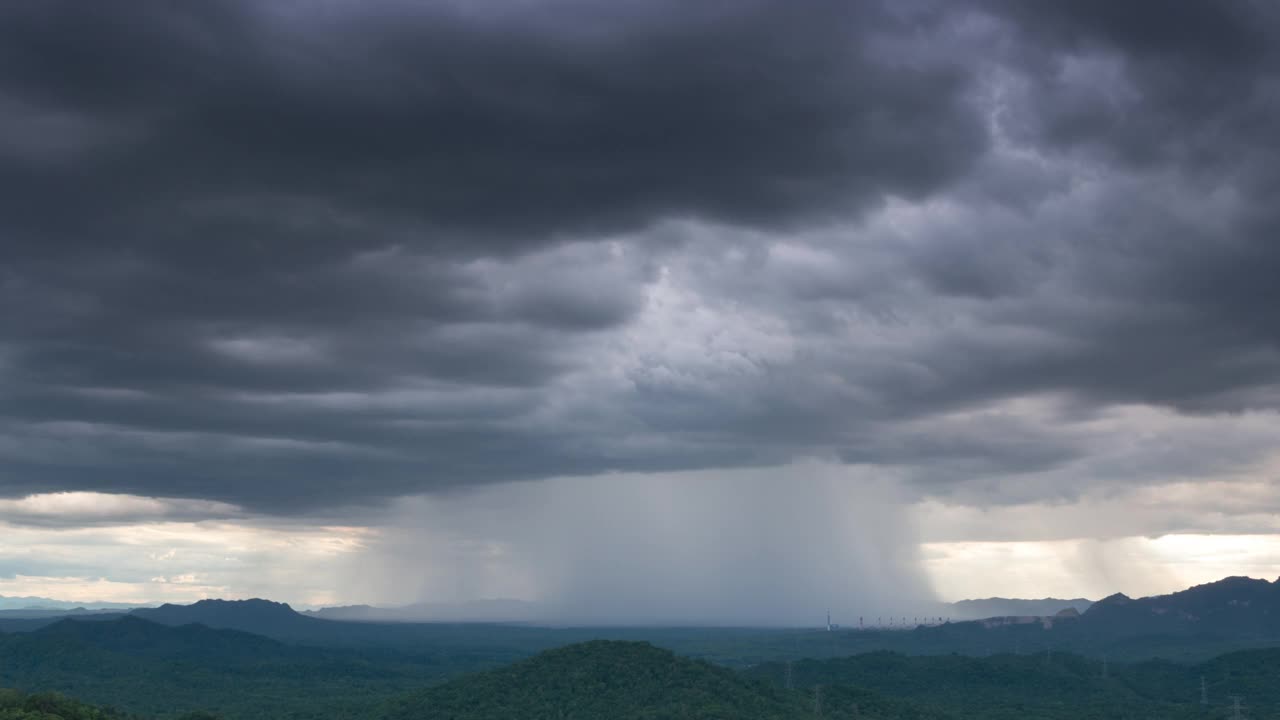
[0,0,982,259]
[2,0,1280,517]
[569,0,1280,505]
[0,0,990,512]
[985,0,1280,189]
[958,0,1280,415]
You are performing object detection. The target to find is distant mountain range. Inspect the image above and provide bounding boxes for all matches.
[0,594,151,612]
[2,575,1279,664]
[945,596,1093,620]
[0,592,1087,625]
[302,598,543,623]
[87,576,1280,662]
[5,577,1280,719]
[302,596,1092,624]
[0,606,126,620]
[1081,575,1280,636]
[124,595,1104,646]
[124,597,592,653]
[912,575,1280,661]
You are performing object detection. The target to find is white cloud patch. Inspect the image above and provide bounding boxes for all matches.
[0,492,242,526]
[0,517,370,606]
[924,535,1280,602]
[209,335,332,366]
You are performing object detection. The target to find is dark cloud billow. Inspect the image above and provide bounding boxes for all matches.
[0,0,982,257]
[958,0,1280,414]
[2,0,1280,522]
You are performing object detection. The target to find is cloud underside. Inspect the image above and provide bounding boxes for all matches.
[1,0,1279,517]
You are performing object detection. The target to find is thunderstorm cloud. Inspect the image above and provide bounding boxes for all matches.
[2,0,1280,612]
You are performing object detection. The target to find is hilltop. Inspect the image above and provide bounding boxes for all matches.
[947,597,1093,620]
[131,599,318,637]
[901,576,1280,661]
[384,640,945,720]
[1080,576,1280,635]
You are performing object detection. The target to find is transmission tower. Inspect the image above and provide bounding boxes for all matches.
[785,660,793,690]
[813,684,822,717]
[1229,695,1245,720]
[1200,676,1208,706]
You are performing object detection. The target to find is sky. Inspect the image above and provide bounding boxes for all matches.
[2,0,1280,623]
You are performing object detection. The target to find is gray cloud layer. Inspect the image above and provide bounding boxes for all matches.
[2,0,1279,519]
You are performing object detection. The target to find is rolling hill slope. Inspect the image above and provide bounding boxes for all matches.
[746,645,1280,720]
[384,640,949,720]
[0,688,139,720]
[0,617,437,720]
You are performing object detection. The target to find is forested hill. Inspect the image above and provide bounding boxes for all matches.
[27,616,286,660]
[0,688,138,720]
[1081,575,1280,636]
[902,576,1280,662]
[0,689,218,720]
[384,640,804,720]
[130,600,319,638]
[0,617,446,720]
[746,647,1280,720]
[10,620,1280,719]
[383,640,947,720]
